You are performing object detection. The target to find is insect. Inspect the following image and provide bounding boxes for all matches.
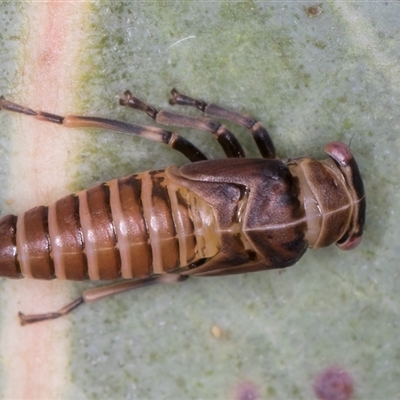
[0,89,366,325]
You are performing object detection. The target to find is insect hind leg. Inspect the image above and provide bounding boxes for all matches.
[120,90,246,158]
[18,275,188,325]
[169,89,276,159]
[0,96,207,163]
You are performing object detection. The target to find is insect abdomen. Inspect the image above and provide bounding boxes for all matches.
[0,170,219,281]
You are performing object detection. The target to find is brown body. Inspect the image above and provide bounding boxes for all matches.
[0,89,366,323]
[0,157,363,280]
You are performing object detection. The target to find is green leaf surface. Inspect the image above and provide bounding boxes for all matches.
[0,2,399,399]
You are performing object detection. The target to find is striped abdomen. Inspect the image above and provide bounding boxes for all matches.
[0,169,219,280]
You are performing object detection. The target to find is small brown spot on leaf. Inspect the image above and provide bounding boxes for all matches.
[305,5,323,18]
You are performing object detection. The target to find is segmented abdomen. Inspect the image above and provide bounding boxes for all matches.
[0,170,219,280]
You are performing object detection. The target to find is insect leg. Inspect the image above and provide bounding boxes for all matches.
[19,297,84,325]
[18,275,188,325]
[120,91,245,158]
[0,96,206,162]
[169,89,276,159]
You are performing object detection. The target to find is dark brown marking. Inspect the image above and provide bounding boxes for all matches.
[85,184,121,280]
[175,190,196,263]
[22,206,54,279]
[54,195,88,280]
[150,173,180,271]
[117,175,152,278]
[0,215,21,278]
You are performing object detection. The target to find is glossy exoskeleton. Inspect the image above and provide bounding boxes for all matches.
[0,89,366,324]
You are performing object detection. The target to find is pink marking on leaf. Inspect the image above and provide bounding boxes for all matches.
[235,381,259,400]
[313,366,354,400]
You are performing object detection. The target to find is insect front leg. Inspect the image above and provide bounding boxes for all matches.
[120,90,246,158]
[18,275,188,325]
[169,89,276,159]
